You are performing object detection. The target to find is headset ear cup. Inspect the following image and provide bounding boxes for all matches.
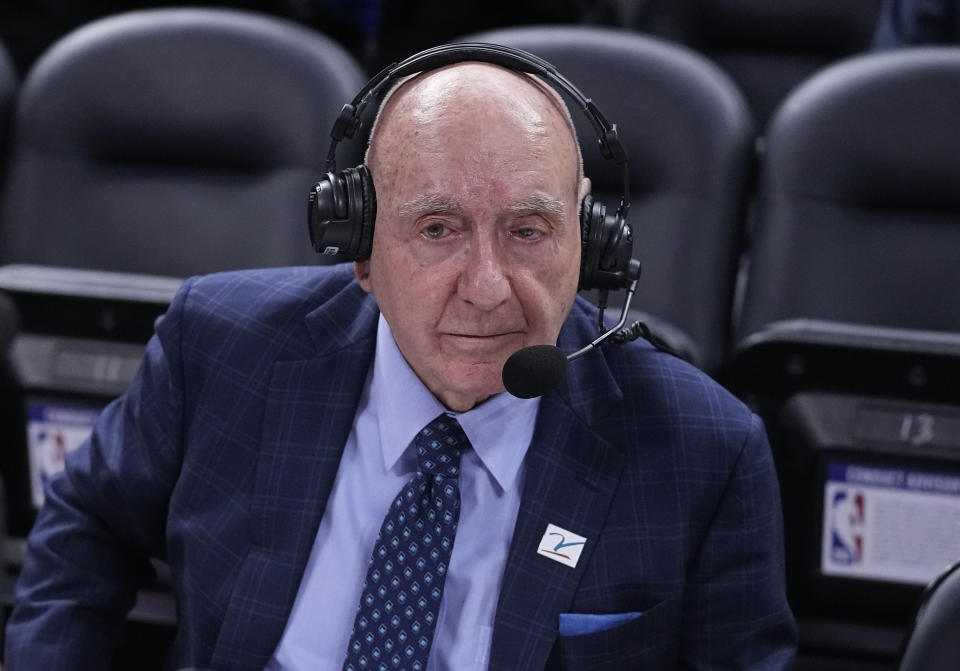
[579,194,608,290]
[307,171,351,256]
[337,166,375,261]
[355,165,376,261]
[579,195,592,290]
[307,166,376,261]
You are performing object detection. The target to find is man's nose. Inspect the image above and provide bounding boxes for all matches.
[457,240,511,310]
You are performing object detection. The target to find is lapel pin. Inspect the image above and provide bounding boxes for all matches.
[537,523,587,568]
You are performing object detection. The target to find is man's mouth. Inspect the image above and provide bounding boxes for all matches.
[440,331,524,353]
[442,329,524,340]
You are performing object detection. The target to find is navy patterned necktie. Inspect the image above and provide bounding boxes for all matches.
[343,414,469,671]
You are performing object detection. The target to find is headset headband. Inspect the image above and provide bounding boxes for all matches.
[323,42,631,220]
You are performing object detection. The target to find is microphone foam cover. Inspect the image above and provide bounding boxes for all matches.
[502,345,568,399]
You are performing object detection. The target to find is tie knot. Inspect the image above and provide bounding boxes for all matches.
[415,414,468,477]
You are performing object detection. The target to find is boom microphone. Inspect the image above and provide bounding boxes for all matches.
[502,276,639,399]
[502,345,568,399]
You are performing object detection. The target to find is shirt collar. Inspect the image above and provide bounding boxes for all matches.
[371,314,539,492]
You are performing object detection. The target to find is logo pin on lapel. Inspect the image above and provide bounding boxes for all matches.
[537,523,587,568]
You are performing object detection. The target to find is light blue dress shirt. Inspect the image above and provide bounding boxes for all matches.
[266,315,539,670]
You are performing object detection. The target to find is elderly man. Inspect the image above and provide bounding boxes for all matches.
[6,53,796,670]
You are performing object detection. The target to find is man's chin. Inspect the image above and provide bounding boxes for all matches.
[431,361,509,411]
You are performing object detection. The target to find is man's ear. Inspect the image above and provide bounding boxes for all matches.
[354,260,373,292]
[578,176,591,203]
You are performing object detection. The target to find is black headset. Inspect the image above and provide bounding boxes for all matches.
[307,43,640,292]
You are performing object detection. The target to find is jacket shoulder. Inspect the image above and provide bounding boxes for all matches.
[161,264,373,363]
[182,264,358,318]
[619,344,753,428]
[564,296,754,432]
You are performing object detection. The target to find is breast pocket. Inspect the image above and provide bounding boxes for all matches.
[545,597,681,671]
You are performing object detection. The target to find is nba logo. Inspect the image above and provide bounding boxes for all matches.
[830,489,865,565]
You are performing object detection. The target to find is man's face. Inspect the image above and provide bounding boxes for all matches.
[355,65,588,411]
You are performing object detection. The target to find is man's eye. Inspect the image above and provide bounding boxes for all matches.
[514,227,545,241]
[421,222,450,239]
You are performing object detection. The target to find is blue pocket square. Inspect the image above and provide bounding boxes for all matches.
[558,611,643,636]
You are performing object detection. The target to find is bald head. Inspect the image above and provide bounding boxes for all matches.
[365,62,585,204]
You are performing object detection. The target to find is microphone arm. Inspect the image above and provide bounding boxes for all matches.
[567,277,639,362]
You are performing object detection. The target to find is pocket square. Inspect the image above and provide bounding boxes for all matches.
[558,611,643,636]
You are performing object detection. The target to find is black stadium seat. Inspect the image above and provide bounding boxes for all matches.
[0,7,367,277]
[897,560,960,671]
[458,25,756,373]
[0,11,367,661]
[739,47,960,341]
[730,47,960,664]
[623,0,885,131]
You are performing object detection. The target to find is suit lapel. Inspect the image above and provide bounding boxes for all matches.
[211,277,379,669]
[490,324,626,670]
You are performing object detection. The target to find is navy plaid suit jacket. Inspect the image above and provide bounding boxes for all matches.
[6,264,796,670]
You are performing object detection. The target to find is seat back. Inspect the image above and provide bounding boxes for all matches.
[730,48,960,661]
[458,25,755,372]
[739,47,960,342]
[0,8,367,276]
[897,560,960,671]
[628,0,885,129]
